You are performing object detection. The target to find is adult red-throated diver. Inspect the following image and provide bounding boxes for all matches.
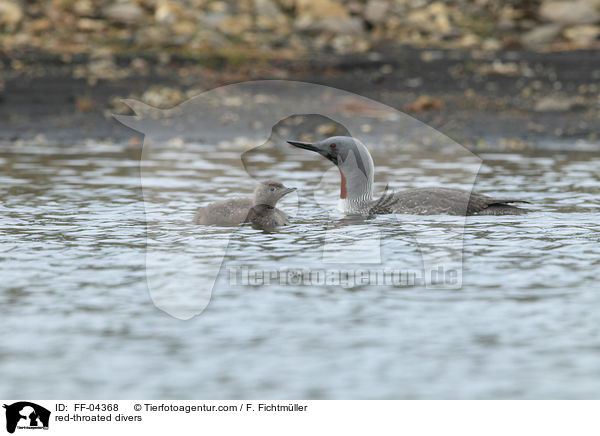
[288,136,528,215]
[194,181,296,225]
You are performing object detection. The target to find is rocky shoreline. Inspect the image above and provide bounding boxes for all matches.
[2,0,600,57]
[1,1,599,150]
[1,46,599,151]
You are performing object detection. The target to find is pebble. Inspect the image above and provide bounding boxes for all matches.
[540,1,600,25]
[534,96,579,112]
[563,25,600,43]
[103,2,146,25]
[521,24,563,48]
[364,0,388,25]
[0,0,23,28]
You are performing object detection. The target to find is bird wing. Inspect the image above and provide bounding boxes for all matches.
[388,188,527,215]
[368,184,400,214]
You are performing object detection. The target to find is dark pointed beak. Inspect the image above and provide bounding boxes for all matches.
[287,140,319,152]
[281,187,297,197]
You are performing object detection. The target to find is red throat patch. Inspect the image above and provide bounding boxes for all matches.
[339,170,347,199]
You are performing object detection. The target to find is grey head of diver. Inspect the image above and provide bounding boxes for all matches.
[287,136,375,214]
[253,181,297,207]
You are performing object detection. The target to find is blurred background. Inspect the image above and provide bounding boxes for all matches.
[1,0,599,147]
[2,0,600,56]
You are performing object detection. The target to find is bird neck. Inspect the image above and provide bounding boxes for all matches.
[253,194,277,207]
[337,167,374,214]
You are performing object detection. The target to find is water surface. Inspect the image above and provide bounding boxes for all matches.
[1,142,598,398]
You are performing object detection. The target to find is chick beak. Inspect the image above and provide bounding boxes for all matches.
[281,187,297,197]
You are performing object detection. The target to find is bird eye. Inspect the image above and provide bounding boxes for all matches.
[330,143,336,149]
[270,187,275,192]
